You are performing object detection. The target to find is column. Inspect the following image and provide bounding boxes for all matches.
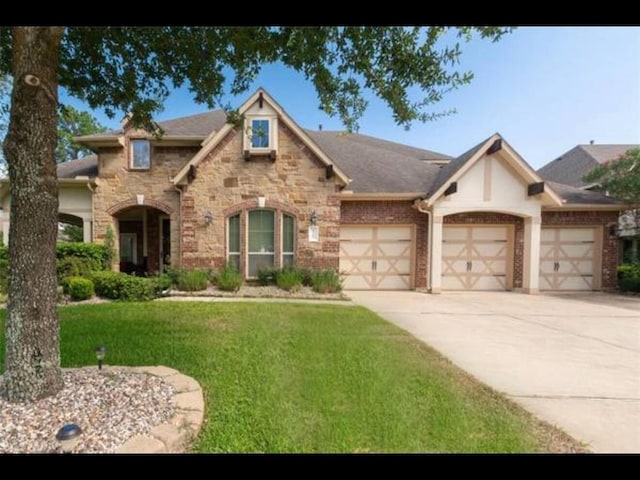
[430,215,443,294]
[522,216,541,294]
[83,219,92,243]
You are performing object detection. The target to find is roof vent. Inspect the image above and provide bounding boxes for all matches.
[319,124,323,131]
[590,140,594,145]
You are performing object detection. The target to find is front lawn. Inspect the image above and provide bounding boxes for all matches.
[0,302,580,452]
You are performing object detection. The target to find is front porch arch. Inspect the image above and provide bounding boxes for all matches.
[107,196,174,216]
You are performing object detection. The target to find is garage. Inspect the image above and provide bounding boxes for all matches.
[339,225,414,290]
[441,225,512,290]
[539,227,601,290]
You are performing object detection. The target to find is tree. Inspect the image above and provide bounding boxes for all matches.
[56,104,106,163]
[0,26,510,402]
[61,223,83,242]
[583,148,640,257]
[583,148,640,206]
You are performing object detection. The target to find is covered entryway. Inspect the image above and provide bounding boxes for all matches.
[441,225,513,290]
[340,225,414,290]
[539,227,601,290]
[113,206,171,275]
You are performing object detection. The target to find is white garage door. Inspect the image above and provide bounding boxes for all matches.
[442,225,511,290]
[340,225,413,290]
[539,227,600,291]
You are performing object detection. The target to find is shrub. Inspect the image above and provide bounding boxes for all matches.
[57,256,100,282]
[620,277,640,293]
[257,266,277,286]
[0,258,8,294]
[67,276,94,301]
[311,269,342,294]
[92,271,157,301]
[217,264,243,292]
[177,269,209,292]
[56,242,109,270]
[275,267,303,292]
[618,263,640,292]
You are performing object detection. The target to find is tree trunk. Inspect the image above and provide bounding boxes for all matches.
[2,27,64,402]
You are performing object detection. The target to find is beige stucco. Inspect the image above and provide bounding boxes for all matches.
[427,148,556,294]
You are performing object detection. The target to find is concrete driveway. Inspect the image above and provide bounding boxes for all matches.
[348,291,640,453]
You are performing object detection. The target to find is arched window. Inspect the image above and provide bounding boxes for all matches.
[227,209,296,277]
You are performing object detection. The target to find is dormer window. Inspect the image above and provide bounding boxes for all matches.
[244,116,278,159]
[250,119,270,149]
[130,139,150,170]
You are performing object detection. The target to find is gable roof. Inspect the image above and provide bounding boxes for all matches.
[424,133,563,207]
[537,144,639,188]
[547,181,626,206]
[57,155,98,178]
[306,130,449,194]
[172,88,351,186]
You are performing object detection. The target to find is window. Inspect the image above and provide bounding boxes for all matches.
[227,210,296,278]
[248,210,275,277]
[282,214,295,267]
[250,119,270,149]
[131,139,150,169]
[228,214,241,272]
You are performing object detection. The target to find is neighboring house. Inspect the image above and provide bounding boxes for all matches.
[0,89,627,292]
[538,143,640,262]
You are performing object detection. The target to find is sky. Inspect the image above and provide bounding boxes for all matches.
[62,26,640,170]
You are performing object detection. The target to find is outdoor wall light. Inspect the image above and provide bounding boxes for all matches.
[310,211,318,226]
[204,211,213,226]
[56,423,82,453]
[95,345,106,370]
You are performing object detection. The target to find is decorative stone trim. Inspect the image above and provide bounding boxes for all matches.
[114,365,204,454]
[107,197,174,216]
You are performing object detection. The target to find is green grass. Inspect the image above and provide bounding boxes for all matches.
[0,302,575,453]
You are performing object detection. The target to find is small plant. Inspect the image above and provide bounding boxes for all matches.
[257,266,278,286]
[311,269,342,294]
[216,263,243,292]
[67,276,95,301]
[177,269,209,292]
[276,267,303,292]
[103,226,116,269]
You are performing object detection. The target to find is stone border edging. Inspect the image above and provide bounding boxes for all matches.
[109,365,205,454]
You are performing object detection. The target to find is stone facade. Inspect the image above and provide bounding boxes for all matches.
[178,122,342,273]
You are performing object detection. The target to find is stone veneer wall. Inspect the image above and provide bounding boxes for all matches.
[179,122,341,273]
[93,143,199,270]
[340,200,429,289]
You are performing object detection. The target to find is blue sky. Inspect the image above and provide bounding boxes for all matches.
[63,26,640,170]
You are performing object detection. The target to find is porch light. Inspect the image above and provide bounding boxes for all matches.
[310,211,318,226]
[95,345,106,370]
[204,211,213,226]
[56,423,82,453]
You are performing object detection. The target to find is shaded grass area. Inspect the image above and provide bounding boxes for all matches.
[0,302,581,452]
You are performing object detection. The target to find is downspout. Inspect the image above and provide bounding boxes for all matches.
[414,198,432,292]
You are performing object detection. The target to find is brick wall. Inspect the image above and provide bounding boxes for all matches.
[542,210,619,290]
[340,200,428,289]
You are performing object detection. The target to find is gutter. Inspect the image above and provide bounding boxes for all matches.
[413,197,432,293]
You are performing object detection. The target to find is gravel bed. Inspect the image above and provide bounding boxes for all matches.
[168,284,350,300]
[0,368,174,453]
